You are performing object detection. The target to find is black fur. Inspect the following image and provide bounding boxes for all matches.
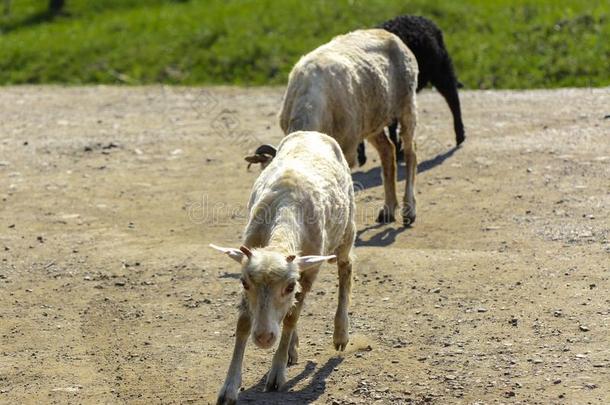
[358,15,465,166]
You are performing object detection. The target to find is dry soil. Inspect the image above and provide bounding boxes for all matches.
[0,86,609,404]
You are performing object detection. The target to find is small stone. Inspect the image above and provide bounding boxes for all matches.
[579,325,590,332]
[477,307,488,313]
[553,379,561,384]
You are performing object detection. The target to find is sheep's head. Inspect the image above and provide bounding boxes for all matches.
[210,244,334,349]
[244,144,277,170]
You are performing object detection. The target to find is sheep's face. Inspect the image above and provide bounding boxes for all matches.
[210,244,336,349]
[241,251,300,349]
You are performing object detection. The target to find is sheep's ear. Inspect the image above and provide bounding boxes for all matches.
[239,245,253,259]
[209,244,245,264]
[295,255,336,270]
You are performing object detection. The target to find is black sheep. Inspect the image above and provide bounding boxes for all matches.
[357,15,465,166]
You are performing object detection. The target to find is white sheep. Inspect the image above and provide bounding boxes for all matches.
[212,131,356,404]
[249,29,418,225]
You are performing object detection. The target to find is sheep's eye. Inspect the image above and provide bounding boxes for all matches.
[241,278,250,291]
[285,282,296,294]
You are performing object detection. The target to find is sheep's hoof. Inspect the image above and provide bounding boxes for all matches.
[376,208,396,224]
[287,331,299,366]
[216,385,239,405]
[287,347,298,366]
[456,132,466,146]
[287,352,298,366]
[357,154,367,167]
[334,341,348,351]
[402,208,416,227]
[264,367,286,392]
[333,325,349,351]
[357,143,367,166]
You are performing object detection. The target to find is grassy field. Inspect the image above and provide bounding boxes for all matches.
[0,0,608,88]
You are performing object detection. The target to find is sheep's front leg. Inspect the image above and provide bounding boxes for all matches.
[368,131,398,223]
[288,329,299,365]
[217,311,251,405]
[334,258,352,350]
[265,294,306,391]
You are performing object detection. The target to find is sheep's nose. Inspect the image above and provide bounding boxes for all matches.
[255,331,275,347]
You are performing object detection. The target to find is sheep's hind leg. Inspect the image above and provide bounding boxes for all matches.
[387,120,403,161]
[334,259,352,350]
[334,224,355,351]
[216,310,251,405]
[400,100,418,226]
[368,131,398,223]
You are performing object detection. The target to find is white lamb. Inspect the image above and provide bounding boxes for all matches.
[248,29,419,225]
[212,131,356,405]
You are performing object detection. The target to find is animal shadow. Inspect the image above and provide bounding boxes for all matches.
[352,145,459,190]
[238,357,344,404]
[355,223,407,247]
[218,271,241,279]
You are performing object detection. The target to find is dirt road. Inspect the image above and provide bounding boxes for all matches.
[1,86,609,404]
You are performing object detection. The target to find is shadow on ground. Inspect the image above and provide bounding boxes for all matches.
[354,223,408,247]
[352,145,460,190]
[238,357,344,404]
[0,10,69,34]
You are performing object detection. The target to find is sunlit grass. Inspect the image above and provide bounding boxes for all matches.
[1,0,608,88]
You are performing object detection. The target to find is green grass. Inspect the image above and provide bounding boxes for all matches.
[1,0,608,88]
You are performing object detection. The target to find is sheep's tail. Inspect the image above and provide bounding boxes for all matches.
[279,68,326,134]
